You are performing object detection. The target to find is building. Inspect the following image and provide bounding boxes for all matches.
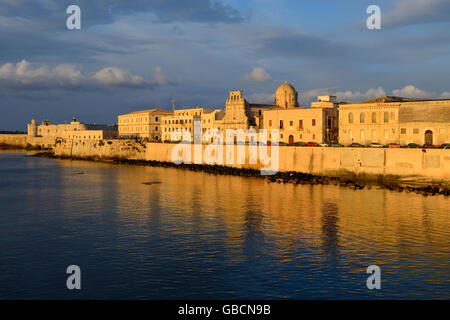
[161,108,224,142]
[62,130,118,140]
[274,81,299,108]
[338,96,450,146]
[27,118,117,139]
[118,109,172,140]
[262,95,339,145]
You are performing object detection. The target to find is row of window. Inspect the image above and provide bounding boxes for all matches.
[348,111,394,124]
[121,126,158,132]
[119,116,159,124]
[268,119,316,129]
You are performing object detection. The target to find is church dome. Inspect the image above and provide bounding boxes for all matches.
[275,81,299,108]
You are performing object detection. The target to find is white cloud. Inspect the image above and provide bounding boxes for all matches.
[440,91,450,99]
[0,60,84,87]
[0,60,171,89]
[335,87,386,102]
[244,67,271,83]
[391,85,432,98]
[92,67,147,86]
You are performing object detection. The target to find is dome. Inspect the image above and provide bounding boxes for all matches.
[274,81,299,108]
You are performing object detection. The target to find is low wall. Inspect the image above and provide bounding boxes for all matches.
[0,134,27,147]
[54,138,147,160]
[146,142,450,182]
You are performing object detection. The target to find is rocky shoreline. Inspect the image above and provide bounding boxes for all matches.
[32,151,450,197]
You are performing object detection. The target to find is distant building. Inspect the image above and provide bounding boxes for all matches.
[118,109,172,140]
[27,118,117,139]
[338,96,450,146]
[263,94,339,145]
[161,108,224,142]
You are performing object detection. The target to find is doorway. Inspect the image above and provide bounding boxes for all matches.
[425,130,433,145]
[288,135,294,145]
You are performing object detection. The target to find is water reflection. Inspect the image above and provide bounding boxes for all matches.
[0,151,449,299]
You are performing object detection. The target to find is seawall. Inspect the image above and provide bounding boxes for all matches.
[145,143,450,183]
[54,138,147,160]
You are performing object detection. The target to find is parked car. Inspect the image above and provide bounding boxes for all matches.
[404,143,420,148]
[319,143,329,147]
[347,143,364,148]
[439,143,450,149]
[278,142,288,146]
[329,143,344,147]
[368,142,385,148]
[422,144,437,149]
[292,142,307,146]
[307,142,319,147]
[387,143,401,148]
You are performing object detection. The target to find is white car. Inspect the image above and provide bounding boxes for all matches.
[368,142,385,148]
[319,143,329,147]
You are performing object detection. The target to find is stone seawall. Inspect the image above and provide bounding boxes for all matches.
[0,134,57,149]
[0,134,27,148]
[54,138,146,160]
[146,142,450,183]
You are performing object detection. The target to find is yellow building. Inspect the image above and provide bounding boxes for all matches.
[161,108,224,142]
[27,118,117,138]
[62,130,118,140]
[263,95,339,145]
[118,109,172,140]
[338,97,450,146]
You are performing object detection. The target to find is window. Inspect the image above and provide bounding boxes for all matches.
[269,120,272,127]
[401,128,406,134]
[348,112,353,124]
[155,117,158,122]
[312,119,316,126]
[360,129,364,139]
[372,112,376,123]
[299,134,303,139]
[290,121,293,127]
[312,134,316,139]
[299,120,303,129]
[384,112,389,123]
[413,128,419,134]
[280,120,284,129]
[360,113,365,123]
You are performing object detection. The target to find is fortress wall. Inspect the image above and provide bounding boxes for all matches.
[146,142,450,182]
[0,134,27,147]
[54,138,147,160]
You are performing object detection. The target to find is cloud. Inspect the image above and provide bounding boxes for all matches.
[0,60,84,87]
[0,0,244,28]
[383,0,450,28]
[439,91,450,99]
[391,85,432,98]
[247,92,274,104]
[0,60,172,90]
[244,67,272,83]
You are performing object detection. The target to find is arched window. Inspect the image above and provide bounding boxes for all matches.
[348,112,353,124]
[372,112,376,123]
[360,112,365,123]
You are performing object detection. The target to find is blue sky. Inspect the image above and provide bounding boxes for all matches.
[1,0,450,130]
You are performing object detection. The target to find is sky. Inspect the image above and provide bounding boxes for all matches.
[1,0,450,130]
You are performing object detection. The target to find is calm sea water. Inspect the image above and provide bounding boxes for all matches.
[0,151,449,299]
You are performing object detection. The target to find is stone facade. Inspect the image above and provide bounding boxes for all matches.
[339,97,450,146]
[27,118,117,140]
[118,109,172,140]
[262,96,339,145]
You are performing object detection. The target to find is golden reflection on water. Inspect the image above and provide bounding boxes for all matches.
[55,159,450,268]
